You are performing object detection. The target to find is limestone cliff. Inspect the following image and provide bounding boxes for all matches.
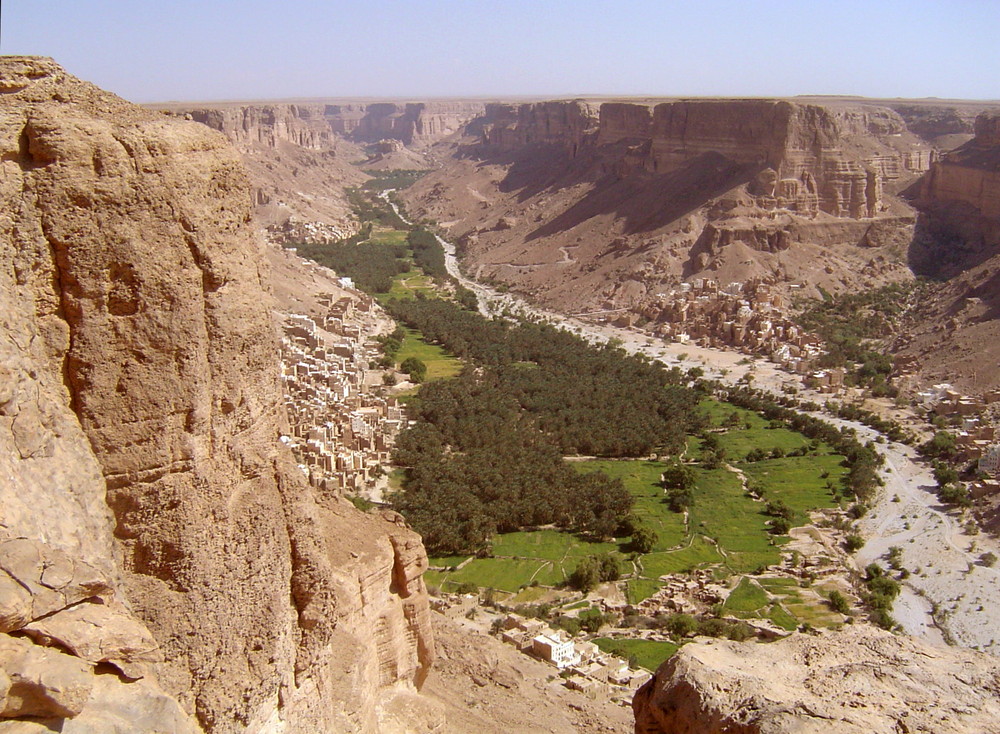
[402,98,927,317]
[632,627,1000,734]
[160,103,367,234]
[921,111,1000,220]
[326,101,485,147]
[483,99,932,218]
[888,111,1000,392]
[0,56,433,732]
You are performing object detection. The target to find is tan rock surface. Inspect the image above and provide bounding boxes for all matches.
[403,98,930,316]
[633,627,1000,734]
[1,55,434,733]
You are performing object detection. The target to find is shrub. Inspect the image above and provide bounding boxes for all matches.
[845,534,865,552]
[828,590,851,614]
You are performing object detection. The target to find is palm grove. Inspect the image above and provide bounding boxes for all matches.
[388,297,705,554]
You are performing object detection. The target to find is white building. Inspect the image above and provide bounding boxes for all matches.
[980,444,1000,477]
[532,631,581,668]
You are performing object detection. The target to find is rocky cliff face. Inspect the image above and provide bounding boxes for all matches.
[482,99,932,218]
[888,110,1000,392]
[187,104,336,151]
[403,98,926,316]
[326,101,485,147]
[922,112,1000,219]
[481,100,600,152]
[633,627,1000,734]
[0,56,433,733]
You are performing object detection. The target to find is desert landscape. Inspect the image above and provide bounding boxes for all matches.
[3,2,1000,732]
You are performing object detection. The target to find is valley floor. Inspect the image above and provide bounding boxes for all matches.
[435,229,1000,656]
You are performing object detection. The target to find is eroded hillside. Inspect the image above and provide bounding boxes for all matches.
[401,98,939,315]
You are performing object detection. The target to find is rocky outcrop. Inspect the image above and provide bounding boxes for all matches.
[326,101,485,146]
[480,100,600,152]
[186,104,336,151]
[633,627,1000,734]
[922,112,1000,219]
[1,56,433,732]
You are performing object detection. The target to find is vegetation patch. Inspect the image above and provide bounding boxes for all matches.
[593,638,679,671]
[626,578,663,604]
[432,557,550,593]
[394,327,462,381]
[574,460,687,550]
[723,577,770,614]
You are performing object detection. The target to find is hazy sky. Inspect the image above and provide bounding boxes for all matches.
[2,0,997,103]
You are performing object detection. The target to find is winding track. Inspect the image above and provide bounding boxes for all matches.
[385,191,1000,653]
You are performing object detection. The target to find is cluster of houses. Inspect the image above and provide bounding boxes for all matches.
[497,615,651,701]
[269,218,357,246]
[279,294,403,494]
[630,569,727,618]
[914,383,1000,501]
[630,279,825,371]
[917,383,1000,464]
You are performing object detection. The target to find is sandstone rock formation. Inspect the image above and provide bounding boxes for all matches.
[326,101,486,147]
[403,98,931,317]
[633,627,1000,734]
[485,99,932,218]
[157,102,368,234]
[889,110,1000,392]
[156,100,483,234]
[1,56,433,732]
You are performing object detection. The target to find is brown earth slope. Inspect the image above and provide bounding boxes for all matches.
[0,56,435,733]
[402,99,936,315]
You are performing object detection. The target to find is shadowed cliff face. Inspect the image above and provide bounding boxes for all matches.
[402,98,929,316]
[0,56,433,733]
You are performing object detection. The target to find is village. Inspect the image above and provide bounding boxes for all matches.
[279,291,404,496]
[631,278,826,374]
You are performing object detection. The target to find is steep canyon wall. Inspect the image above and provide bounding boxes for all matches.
[480,99,933,218]
[0,56,433,733]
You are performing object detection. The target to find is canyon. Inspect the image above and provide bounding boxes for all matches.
[4,54,1000,734]
[149,99,486,236]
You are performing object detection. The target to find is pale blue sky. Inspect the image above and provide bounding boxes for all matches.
[2,0,997,102]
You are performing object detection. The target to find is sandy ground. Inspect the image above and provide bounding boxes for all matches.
[435,231,1000,656]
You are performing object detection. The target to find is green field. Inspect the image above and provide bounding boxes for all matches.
[640,535,725,577]
[742,455,845,525]
[394,327,462,381]
[428,557,551,593]
[593,637,679,671]
[573,460,687,550]
[383,269,437,302]
[687,467,781,574]
[491,529,618,560]
[419,396,849,636]
[723,577,770,613]
[626,578,663,604]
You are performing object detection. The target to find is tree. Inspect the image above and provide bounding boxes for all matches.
[933,462,959,487]
[768,516,791,535]
[570,553,619,592]
[828,590,851,615]
[765,500,793,520]
[579,607,606,633]
[845,534,865,552]
[920,431,956,460]
[937,483,971,508]
[664,613,698,639]
[630,525,658,554]
[569,556,601,593]
[400,356,427,383]
[662,461,696,512]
